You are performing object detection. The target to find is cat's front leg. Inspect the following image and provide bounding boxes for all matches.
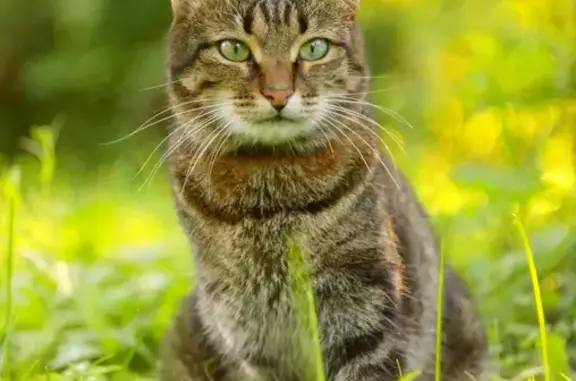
[327,342,405,381]
[160,293,241,381]
[317,249,406,381]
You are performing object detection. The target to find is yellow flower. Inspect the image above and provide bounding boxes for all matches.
[460,109,503,159]
[538,128,575,194]
[505,104,560,141]
[426,97,464,140]
[497,0,550,32]
[415,149,487,215]
[528,190,563,219]
[440,52,470,84]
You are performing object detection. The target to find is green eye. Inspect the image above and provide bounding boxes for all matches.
[218,39,251,62]
[299,38,330,61]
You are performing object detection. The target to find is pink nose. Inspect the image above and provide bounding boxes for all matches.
[261,88,294,111]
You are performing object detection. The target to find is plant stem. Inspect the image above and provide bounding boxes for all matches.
[513,215,550,381]
[2,181,16,378]
[434,239,446,381]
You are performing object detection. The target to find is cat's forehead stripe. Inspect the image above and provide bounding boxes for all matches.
[258,1,272,23]
[243,0,307,34]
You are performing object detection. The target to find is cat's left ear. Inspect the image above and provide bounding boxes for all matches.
[170,0,198,17]
[346,0,360,17]
[170,0,179,14]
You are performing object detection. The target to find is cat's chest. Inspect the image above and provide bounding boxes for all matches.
[199,269,313,377]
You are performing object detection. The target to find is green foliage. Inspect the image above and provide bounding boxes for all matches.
[286,239,325,381]
[0,0,575,380]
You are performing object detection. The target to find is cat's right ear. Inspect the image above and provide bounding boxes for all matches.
[170,0,202,19]
[170,0,193,16]
[170,0,181,15]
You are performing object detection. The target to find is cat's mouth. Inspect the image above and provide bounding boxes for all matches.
[228,112,317,148]
[255,114,301,124]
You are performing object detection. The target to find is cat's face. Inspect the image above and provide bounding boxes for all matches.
[168,0,367,151]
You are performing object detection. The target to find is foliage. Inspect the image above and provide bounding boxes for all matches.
[1,0,575,380]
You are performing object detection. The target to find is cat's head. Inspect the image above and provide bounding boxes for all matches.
[167,0,368,152]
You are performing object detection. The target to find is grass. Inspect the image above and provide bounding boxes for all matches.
[287,238,325,381]
[3,0,575,377]
[0,127,574,381]
[435,240,446,381]
[513,216,550,381]
[1,168,18,379]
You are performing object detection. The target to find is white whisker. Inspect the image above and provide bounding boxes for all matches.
[324,105,407,159]
[100,98,227,146]
[324,103,407,158]
[138,111,225,191]
[180,120,229,197]
[323,115,401,190]
[321,117,372,174]
[134,108,226,183]
[206,127,232,197]
[327,96,414,130]
[140,79,181,92]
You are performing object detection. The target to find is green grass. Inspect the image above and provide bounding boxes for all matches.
[435,240,446,381]
[287,238,325,381]
[0,128,574,381]
[1,168,18,379]
[513,216,550,381]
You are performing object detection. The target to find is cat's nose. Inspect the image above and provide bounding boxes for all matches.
[261,88,294,112]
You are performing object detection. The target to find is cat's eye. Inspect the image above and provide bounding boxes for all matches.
[298,38,330,61]
[218,39,251,62]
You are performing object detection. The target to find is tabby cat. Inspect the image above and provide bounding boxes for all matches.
[160,0,488,380]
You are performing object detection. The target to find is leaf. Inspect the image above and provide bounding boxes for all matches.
[545,333,569,381]
[452,163,542,198]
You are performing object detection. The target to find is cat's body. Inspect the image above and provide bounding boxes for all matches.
[160,0,487,380]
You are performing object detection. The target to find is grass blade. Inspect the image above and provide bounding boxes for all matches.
[287,238,325,381]
[1,167,20,378]
[513,215,550,381]
[435,239,446,381]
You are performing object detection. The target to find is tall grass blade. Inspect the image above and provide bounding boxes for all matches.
[513,215,550,381]
[435,239,446,381]
[1,167,20,379]
[287,238,325,381]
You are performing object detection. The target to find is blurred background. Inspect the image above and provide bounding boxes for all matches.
[0,0,575,380]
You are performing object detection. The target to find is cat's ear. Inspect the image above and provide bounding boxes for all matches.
[347,0,360,9]
[170,0,179,14]
[170,0,196,16]
[343,0,360,17]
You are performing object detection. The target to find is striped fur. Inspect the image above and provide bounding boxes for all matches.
[160,1,488,380]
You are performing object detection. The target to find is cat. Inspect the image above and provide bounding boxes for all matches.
[159,0,488,380]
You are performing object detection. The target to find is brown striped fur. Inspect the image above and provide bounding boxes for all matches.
[160,0,488,380]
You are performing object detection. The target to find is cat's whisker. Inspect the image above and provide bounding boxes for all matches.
[140,79,181,92]
[180,121,228,198]
[327,104,405,152]
[346,74,397,79]
[312,118,335,155]
[324,103,408,158]
[328,96,415,130]
[138,111,225,191]
[324,83,404,98]
[206,127,232,198]
[101,98,228,146]
[138,133,186,192]
[134,108,226,183]
[133,125,184,182]
[326,108,403,166]
[323,115,401,190]
[321,117,372,174]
